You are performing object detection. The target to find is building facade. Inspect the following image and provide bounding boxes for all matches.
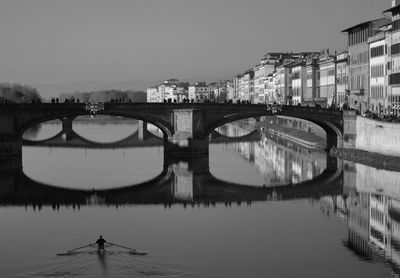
[227,79,239,101]
[385,4,400,115]
[146,86,160,102]
[342,18,391,113]
[188,82,210,102]
[290,61,307,105]
[319,52,336,107]
[237,70,255,102]
[369,28,391,114]
[305,56,320,106]
[336,51,349,108]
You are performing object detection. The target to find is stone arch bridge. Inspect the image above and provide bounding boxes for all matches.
[0,103,357,157]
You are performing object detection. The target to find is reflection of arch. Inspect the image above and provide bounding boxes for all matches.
[24,130,63,143]
[0,153,342,206]
[98,111,173,138]
[18,113,82,136]
[23,129,163,148]
[210,130,261,142]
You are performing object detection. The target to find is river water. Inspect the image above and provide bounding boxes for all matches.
[1,116,399,277]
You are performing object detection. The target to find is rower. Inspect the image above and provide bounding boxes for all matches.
[95,235,107,252]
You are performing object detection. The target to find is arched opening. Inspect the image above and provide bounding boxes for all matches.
[22,119,62,141]
[212,119,258,140]
[72,115,139,143]
[21,113,169,190]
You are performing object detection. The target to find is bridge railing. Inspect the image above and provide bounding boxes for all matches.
[280,105,343,116]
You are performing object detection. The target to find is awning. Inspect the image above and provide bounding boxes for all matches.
[392,105,400,110]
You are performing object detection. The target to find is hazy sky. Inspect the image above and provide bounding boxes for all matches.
[0,0,390,96]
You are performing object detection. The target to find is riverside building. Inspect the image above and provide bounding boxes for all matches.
[188,82,210,102]
[319,50,336,107]
[237,70,255,102]
[254,64,268,103]
[304,55,320,106]
[336,51,349,108]
[342,18,391,113]
[146,86,160,102]
[226,79,239,101]
[289,61,307,105]
[368,25,391,114]
[384,3,400,115]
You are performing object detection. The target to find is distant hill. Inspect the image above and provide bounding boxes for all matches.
[36,80,162,99]
[36,76,235,99]
[59,90,147,103]
[0,83,41,103]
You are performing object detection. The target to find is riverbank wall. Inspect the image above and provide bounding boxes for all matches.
[256,116,326,149]
[354,116,400,157]
[257,115,400,169]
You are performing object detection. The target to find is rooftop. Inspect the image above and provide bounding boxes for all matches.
[383,4,400,14]
[341,18,391,33]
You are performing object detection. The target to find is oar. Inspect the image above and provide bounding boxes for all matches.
[109,242,136,251]
[68,244,94,252]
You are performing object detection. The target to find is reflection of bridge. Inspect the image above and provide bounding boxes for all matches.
[0,103,357,157]
[0,154,343,207]
[22,121,261,149]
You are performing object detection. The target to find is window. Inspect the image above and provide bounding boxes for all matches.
[371,45,384,58]
[392,43,400,56]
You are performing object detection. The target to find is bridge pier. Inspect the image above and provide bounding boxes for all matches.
[0,137,22,158]
[61,117,74,141]
[165,109,209,156]
[0,145,22,171]
[138,121,153,141]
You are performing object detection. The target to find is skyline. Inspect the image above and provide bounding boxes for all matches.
[0,0,389,97]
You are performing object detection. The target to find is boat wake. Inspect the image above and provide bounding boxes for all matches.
[25,252,184,278]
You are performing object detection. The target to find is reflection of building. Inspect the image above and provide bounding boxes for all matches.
[255,132,326,186]
[171,161,193,201]
[216,123,327,187]
[324,160,400,275]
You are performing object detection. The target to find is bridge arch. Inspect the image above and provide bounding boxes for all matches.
[205,111,271,137]
[273,114,343,149]
[18,112,83,137]
[206,111,343,149]
[98,111,174,138]
[18,111,174,140]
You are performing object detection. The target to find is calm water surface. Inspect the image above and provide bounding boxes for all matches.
[0,117,399,277]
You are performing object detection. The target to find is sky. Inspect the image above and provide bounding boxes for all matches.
[0,0,391,97]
